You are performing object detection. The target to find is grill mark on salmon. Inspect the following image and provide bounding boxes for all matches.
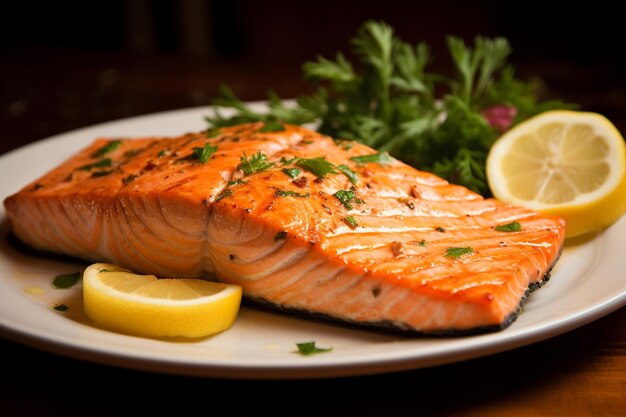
[3,123,566,334]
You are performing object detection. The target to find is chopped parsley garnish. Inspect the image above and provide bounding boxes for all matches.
[418,240,427,246]
[275,189,310,198]
[343,216,359,229]
[124,149,140,158]
[295,157,337,178]
[494,221,522,232]
[53,303,68,312]
[52,272,81,289]
[333,190,364,210]
[123,174,138,185]
[91,140,121,158]
[227,179,247,186]
[336,164,358,184]
[350,152,393,165]
[274,231,288,241]
[238,151,275,175]
[214,189,233,202]
[157,149,168,158]
[205,128,222,138]
[192,143,218,163]
[259,121,286,132]
[281,167,302,179]
[295,341,332,356]
[78,158,112,171]
[444,246,474,259]
[90,170,113,178]
[284,156,357,183]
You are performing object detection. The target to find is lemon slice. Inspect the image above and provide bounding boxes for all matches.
[83,263,242,339]
[487,110,626,238]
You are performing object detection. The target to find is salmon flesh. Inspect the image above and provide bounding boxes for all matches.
[3,123,565,334]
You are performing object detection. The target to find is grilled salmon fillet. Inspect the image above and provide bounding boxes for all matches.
[3,123,565,334]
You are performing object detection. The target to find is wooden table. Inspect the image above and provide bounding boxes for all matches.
[1,46,625,416]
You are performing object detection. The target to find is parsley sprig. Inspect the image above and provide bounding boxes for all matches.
[192,143,218,163]
[295,341,332,356]
[206,21,574,195]
[238,151,275,175]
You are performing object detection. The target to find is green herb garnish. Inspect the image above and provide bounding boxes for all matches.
[274,231,288,241]
[90,170,113,178]
[333,190,363,210]
[350,152,393,165]
[53,303,68,312]
[124,149,140,158]
[295,341,332,356]
[157,149,168,158]
[280,156,298,165]
[275,189,310,198]
[336,164,358,184]
[206,21,575,195]
[343,216,359,229]
[444,246,474,259]
[494,221,522,232]
[238,151,275,175]
[282,168,302,179]
[123,174,138,185]
[52,272,81,289]
[192,143,218,163]
[91,140,121,158]
[259,121,286,132]
[295,157,337,178]
[214,189,233,202]
[418,240,427,246]
[227,179,247,186]
[77,158,112,171]
[205,128,222,138]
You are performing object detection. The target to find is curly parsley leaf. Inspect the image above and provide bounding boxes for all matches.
[238,151,275,175]
[214,189,233,202]
[281,168,302,179]
[444,246,474,259]
[342,216,359,229]
[295,157,337,178]
[91,140,122,158]
[336,164,358,184]
[259,121,286,133]
[77,158,112,172]
[192,143,218,163]
[274,189,310,198]
[494,221,522,232]
[350,152,393,165]
[333,190,364,210]
[295,341,333,356]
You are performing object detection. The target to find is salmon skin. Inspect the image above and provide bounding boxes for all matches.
[3,123,565,334]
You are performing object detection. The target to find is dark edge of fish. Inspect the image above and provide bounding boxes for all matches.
[244,247,563,337]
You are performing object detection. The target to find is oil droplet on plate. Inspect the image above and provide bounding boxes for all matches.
[264,343,279,351]
[24,286,45,295]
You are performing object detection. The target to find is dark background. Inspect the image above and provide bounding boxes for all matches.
[1,0,625,155]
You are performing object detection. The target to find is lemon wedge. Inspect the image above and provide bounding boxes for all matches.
[83,263,242,339]
[487,110,626,238]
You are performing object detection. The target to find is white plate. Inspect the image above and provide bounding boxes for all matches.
[1,106,625,379]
